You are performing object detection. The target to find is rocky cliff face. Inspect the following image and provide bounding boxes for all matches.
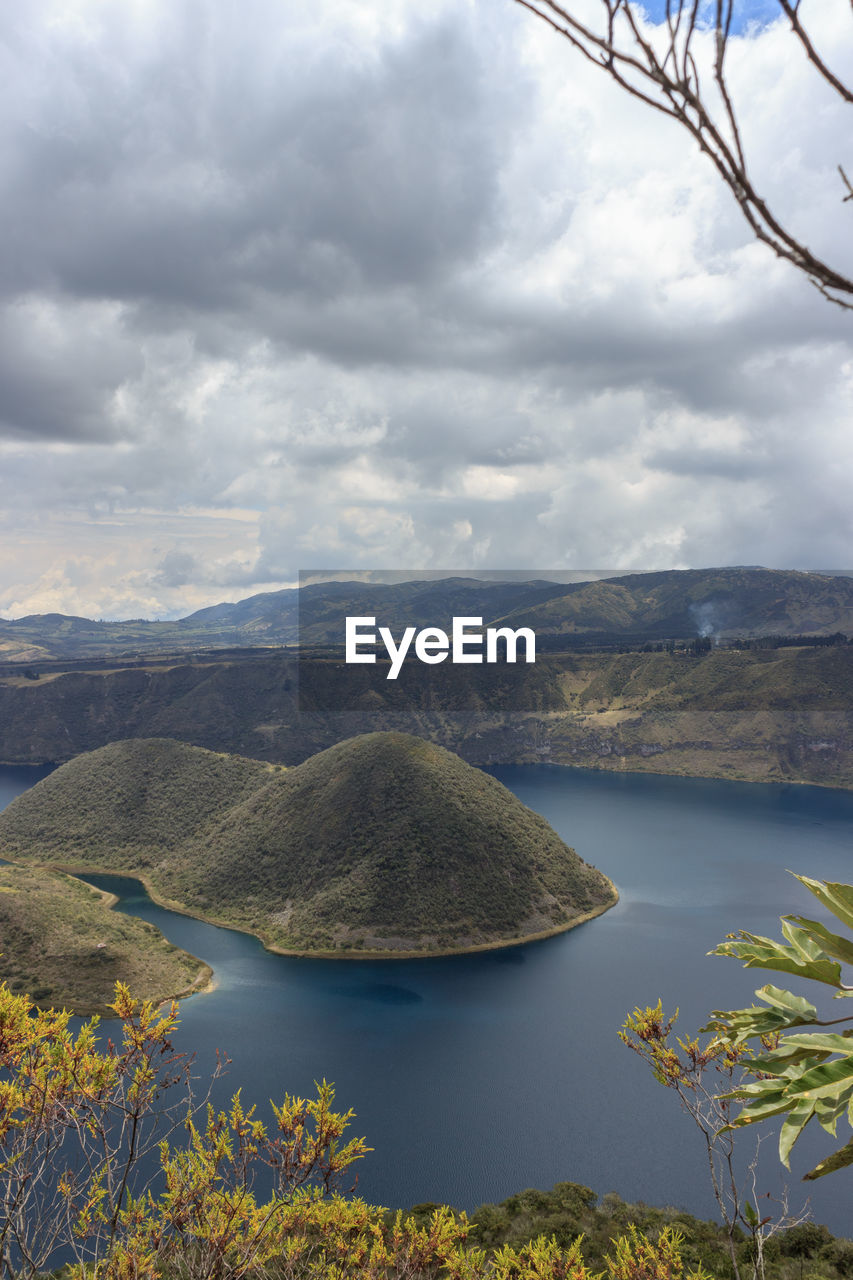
[0,646,850,787]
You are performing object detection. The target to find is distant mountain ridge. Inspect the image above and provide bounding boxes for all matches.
[1,568,852,664]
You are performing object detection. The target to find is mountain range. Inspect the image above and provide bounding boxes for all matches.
[2,568,852,665]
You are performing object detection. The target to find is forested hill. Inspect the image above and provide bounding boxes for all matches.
[0,734,617,956]
[1,567,852,663]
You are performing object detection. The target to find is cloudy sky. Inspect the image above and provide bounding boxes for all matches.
[1,0,851,620]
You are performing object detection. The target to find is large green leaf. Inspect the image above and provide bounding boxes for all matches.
[784,916,853,969]
[781,920,831,964]
[732,1096,794,1127]
[778,1032,853,1052]
[794,876,853,934]
[741,1047,829,1075]
[705,987,820,1043]
[804,1135,853,1181]
[790,1056,853,1102]
[704,1007,790,1040]
[814,1093,847,1137]
[711,934,842,988]
[758,986,820,1019]
[698,878,853,1185]
[778,1100,816,1167]
[735,1079,789,1100]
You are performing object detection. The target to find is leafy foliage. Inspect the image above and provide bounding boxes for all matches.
[468,1184,853,1280]
[0,979,370,1280]
[619,1003,807,1280]
[705,876,853,1182]
[0,977,741,1280]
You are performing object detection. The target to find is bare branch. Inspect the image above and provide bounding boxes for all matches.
[841,164,853,201]
[514,0,853,310]
[777,0,853,103]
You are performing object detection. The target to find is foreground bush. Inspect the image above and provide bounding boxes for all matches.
[1,978,850,1280]
[0,980,718,1280]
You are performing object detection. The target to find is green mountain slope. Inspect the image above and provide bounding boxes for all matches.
[0,734,617,956]
[497,568,853,639]
[0,863,208,1014]
[0,737,282,871]
[1,568,851,663]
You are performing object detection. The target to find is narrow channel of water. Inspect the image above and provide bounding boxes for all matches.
[2,763,853,1234]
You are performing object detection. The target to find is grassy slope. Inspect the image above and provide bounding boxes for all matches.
[497,568,853,638]
[543,646,853,786]
[0,863,208,1014]
[0,734,616,956]
[0,736,282,871]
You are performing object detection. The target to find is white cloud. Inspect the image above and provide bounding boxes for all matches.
[0,0,851,618]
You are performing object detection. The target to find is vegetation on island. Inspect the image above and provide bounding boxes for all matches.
[0,733,616,956]
[0,863,207,1014]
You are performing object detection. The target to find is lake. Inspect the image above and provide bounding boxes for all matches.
[2,761,852,1234]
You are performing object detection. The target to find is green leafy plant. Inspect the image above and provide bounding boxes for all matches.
[622,875,853,1280]
[0,976,723,1280]
[620,1002,805,1280]
[706,875,853,1182]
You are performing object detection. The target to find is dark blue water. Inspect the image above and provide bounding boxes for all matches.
[1,762,852,1233]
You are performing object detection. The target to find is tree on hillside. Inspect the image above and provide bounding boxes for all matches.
[514,1,853,309]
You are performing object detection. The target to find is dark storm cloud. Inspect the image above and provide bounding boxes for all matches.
[1,7,513,314]
[643,446,772,481]
[0,298,141,442]
[0,0,537,450]
[1,0,845,436]
[153,549,199,588]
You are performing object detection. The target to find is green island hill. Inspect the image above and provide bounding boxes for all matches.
[0,732,617,957]
[0,863,210,1014]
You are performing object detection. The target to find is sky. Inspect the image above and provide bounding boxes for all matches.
[1,0,851,621]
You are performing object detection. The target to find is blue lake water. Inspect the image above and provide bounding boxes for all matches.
[1,762,852,1233]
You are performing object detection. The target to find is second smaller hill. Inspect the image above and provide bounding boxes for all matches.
[0,863,208,1013]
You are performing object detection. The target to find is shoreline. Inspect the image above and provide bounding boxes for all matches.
[45,861,619,963]
[2,753,850,792]
[52,870,215,1016]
